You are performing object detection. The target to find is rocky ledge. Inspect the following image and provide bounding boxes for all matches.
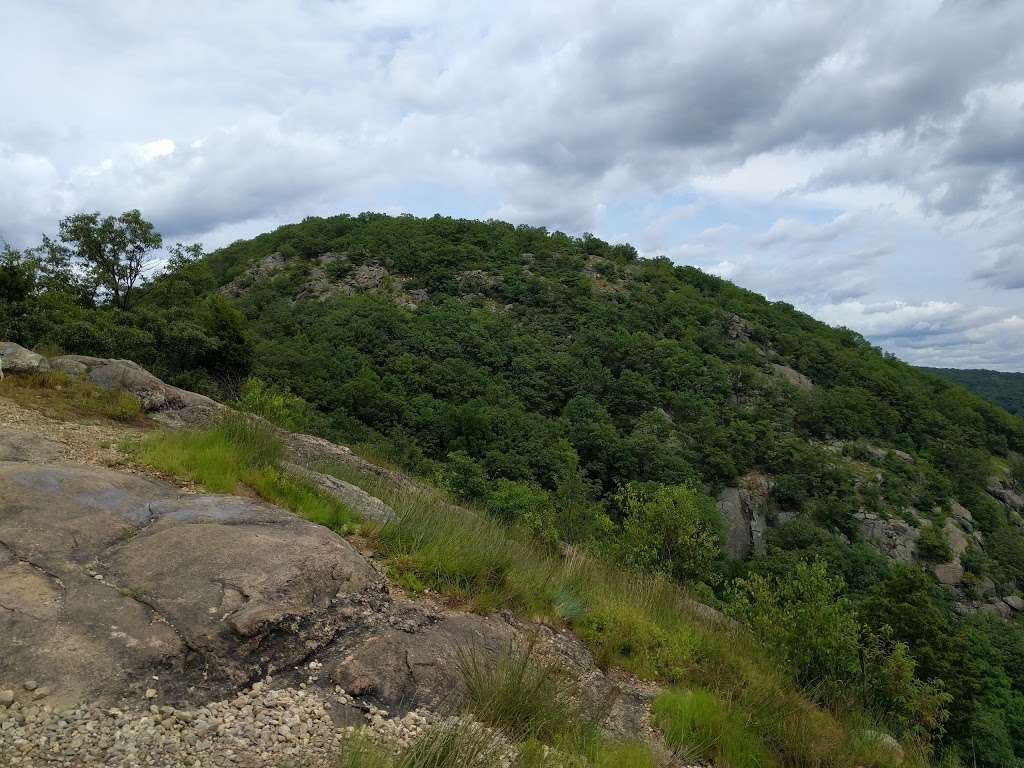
[0,446,660,765]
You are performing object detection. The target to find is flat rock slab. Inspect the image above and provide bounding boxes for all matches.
[0,462,387,709]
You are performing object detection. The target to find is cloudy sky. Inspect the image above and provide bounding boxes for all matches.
[2,1,1023,370]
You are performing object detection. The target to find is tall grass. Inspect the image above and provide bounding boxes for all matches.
[316,458,900,768]
[457,638,579,744]
[652,688,773,768]
[130,414,356,530]
[337,720,506,768]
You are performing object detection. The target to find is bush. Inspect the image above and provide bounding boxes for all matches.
[441,450,491,501]
[486,480,557,543]
[916,522,952,564]
[729,559,860,698]
[613,482,722,584]
[988,528,1024,584]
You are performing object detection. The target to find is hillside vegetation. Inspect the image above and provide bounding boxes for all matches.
[4,211,1024,766]
[922,367,1024,417]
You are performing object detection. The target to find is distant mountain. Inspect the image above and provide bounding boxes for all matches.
[922,367,1024,417]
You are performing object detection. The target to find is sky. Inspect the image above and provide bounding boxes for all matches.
[2,1,1023,370]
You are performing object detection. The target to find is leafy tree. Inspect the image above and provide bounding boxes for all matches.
[917,522,953,564]
[43,209,162,309]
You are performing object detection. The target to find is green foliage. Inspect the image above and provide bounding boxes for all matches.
[652,688,773,768]
[988,528,1024,584]
[917,523,953,565]
[729,560,861,698]
[486,480,557,543]
[613,482,722,584]
[43,209,162,309]
[923,367,1024,417]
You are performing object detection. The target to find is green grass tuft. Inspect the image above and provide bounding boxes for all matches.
[130,414,355,529]
[457,639,577,745]
[652,688,773,768]
[337,720,505,768]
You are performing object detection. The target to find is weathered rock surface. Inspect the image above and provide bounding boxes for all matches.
[769,363,814,390]
[716,471,772,559]
[0,425,63,462]
[0,462,387,708]
[933,562,965,586]
[283,461,396,523]
[0,342,50,375]
[856,512,920,564]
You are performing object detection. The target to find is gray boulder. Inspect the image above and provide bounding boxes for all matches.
[0,342,49,375]
[717,472,773,559]
[856,512,919,564]
[933,562,964,586]
[48,355,221,423]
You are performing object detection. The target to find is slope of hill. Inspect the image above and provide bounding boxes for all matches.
[922,366,1024,417]
[4,211,1024,767]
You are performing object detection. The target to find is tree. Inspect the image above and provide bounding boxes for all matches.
[47,210,162,309]
[0,244,36,302]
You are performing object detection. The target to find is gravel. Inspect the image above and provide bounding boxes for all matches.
[0,682,435,768]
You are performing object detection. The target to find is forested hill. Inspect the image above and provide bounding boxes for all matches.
[922,366,1024,417]
[5,211,1024,765]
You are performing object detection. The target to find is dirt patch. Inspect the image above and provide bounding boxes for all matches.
[0,396,144,468]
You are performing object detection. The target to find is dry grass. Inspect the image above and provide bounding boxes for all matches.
[0,370,146,425]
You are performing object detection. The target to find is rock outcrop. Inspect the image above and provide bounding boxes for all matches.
[48,355,221,424]
[716,472,773,558]
[0,462,387,709]
[855,511,920,565]
[769,363,814,390]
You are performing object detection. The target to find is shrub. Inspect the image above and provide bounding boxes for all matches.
[486,480,557,544]
[441,450,491,501]
[988,528,1024,584]
[729,559,860,699]
[916,522,952,564]
[613,482,722,584]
